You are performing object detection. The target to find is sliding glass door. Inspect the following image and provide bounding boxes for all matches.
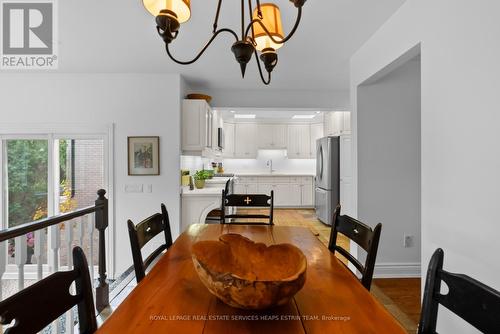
[0,133,109,290]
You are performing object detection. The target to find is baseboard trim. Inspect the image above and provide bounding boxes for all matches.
[373,262,421,278]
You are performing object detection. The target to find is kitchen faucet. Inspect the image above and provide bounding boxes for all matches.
[266,159,275,174]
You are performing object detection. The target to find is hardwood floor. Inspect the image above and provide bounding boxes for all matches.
[373,278,421,325]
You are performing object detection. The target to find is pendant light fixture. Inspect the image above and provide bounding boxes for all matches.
[143,0,307,85]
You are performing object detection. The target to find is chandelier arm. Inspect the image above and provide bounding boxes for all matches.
[247,0,256,42]
[165,28,239,65]
[255,0,263,18]
[244,6,302,45]
[254,51,271,85]
[213,0,223,33]
[241,0,245,39]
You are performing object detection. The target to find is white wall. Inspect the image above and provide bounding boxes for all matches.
[0,73,182,277]
[357,58,421,277]
[187,88,350,110]
[350,1,500,332]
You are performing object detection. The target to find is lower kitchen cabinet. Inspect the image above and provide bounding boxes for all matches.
[235,175,314,207]
[300,183,314,206]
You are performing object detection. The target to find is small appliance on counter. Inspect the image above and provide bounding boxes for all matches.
[181,170,190,186]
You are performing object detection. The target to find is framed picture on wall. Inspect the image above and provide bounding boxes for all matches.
[128,136,160,175]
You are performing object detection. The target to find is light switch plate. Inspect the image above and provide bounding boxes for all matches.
[125,184,143,193]
[145,184,153,193]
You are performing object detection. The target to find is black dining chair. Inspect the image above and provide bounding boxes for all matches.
[328,205,382,290]
[127,203,173,283]
[0,246,97,334]
[418,248,500,333]
[206,179,231,223]
[221,190,274,225]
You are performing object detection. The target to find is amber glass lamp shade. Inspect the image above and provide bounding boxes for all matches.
[252,3,284,51]
[143,0,191,23]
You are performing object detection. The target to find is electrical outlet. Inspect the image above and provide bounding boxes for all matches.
[403,234,413,248]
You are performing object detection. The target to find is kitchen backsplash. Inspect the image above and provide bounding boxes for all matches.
[181,155,211,174]
[181,150,315,174]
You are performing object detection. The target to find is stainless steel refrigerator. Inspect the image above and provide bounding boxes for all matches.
[315,136,340,225]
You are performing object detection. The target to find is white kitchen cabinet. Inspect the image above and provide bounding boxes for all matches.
[309,123,324,158]
[300,183,314,206]
[223,122,235,157]
[236,175,314,207]
[182,99,213,154]
[288,184,302,206]
[258,124,287,149]
[257,184,273,196]
[287,124,311,159]
[324,111,351,136]
[273,125,287,148]
[234,123,258,158]
[211,109,223,155]
[340,135,354,216]
[247,183,259,194]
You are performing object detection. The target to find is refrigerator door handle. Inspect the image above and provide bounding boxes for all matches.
[318,145,324,181]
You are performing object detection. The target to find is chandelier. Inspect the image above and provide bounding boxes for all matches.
[142,0,307,85]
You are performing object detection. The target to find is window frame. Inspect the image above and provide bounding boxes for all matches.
[0,123,115,279]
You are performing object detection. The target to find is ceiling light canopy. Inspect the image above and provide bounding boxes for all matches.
[143,0,307,85]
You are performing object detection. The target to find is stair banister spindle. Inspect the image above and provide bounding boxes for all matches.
[14,236,27,291]
[34,229,45,280]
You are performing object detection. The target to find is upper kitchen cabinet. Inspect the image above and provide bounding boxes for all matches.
[324,111,351,136]
[234,123,258,158]
[258,124,287,149]
[211,109,224,156]
[287,124,311,159]
[223,122,235,158]
[309,123,324,159]
[182,99,213,155]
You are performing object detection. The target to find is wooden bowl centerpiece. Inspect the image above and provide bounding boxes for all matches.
[192,233,307,310]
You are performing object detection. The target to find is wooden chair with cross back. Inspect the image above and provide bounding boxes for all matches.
[0,246,97,334]
[206,179,231,223]
[418,248,500,333]
[127,203,173,283]
[221,190,274,225]
[328,205,382,290]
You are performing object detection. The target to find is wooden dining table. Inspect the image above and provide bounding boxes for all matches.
[97,224,406,333]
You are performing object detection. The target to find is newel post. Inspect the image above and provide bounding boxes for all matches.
[95,189,109,312]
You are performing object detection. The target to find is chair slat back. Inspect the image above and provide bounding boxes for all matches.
[127,204,173,282]
[418,248,500,333]
[221,191,274,225]
[134,213,164,248]
[0,247,96,334]
[329,205,382,290]
[224,194,272,207]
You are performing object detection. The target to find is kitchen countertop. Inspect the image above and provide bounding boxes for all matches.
[233,172,315,177]
[181,186,225,197]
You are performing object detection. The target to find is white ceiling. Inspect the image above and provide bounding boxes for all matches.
[55,0,406,92]
[218,108,326,121]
